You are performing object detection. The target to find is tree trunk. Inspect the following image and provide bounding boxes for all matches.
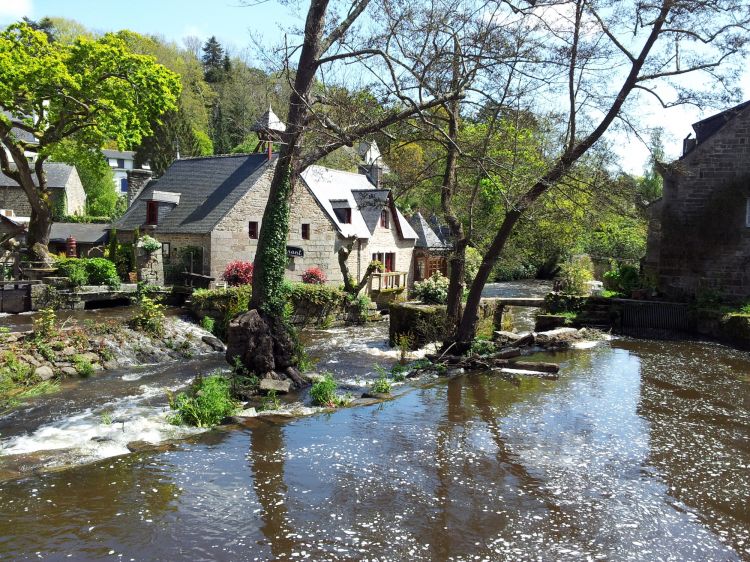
[250,0,330,315]
[338,239,379,296]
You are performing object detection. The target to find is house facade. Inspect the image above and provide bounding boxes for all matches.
[114,154,418,292]
[0,162,86,218]
[408,211,451,284]
[103,149,144,196]
[645,100,750,301]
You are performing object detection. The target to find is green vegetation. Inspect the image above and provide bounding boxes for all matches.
[370,365,392,394]
[33,307,57,340]
[603,263,640,296]
[557,257,594,295]
[130,295,166,336]
[470,338,496,356]
[55,258,120,288]
[310,373,340,407]
[259,390,282,411]
[412,272,450,304]
[0,21,180,247]
[200,316,215,334]
[139,235,161,253]
[72,354,94,377]
[168,373,238,427]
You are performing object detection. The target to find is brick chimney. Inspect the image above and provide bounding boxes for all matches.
[127,168,153,207]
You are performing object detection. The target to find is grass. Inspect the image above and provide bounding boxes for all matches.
[310,373,338,406]
[73,354,94,377]
[259,389,282,411]
[168,373,239,427]
[370,369,392,394]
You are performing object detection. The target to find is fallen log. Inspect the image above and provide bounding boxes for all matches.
[489,347,522,359]
[507,360,560,373]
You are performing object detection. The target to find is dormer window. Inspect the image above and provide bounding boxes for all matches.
[146,200,158,225]
[334,208,352,224]
[380,209,390,229]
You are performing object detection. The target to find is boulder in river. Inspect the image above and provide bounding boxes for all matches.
[259,377,292,394]
[34,365,54,381]
[535,327,581,347]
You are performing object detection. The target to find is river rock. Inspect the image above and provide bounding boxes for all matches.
[126,441,178,454]
[201,335,225,352]
[535,327,581,346]
[103,360,119,370]
[60,366,78,376]
[34,365,54,380]
[361,391,391,400]
[494,330,522,344]
[61,346,76,356]
[80,352,99,363]
[259,378,292,394]
[21,354,40,367]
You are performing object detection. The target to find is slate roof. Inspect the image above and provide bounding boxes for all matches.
[115,154,272,234]
[691,100,750,144]
[300,165,417,240]
[0,162,75,189]
[1,110,37,145]
[409,212,451,250]
[102,149,135,160]
[50,223,109,245]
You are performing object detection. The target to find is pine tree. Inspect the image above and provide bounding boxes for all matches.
[201,36,225,83]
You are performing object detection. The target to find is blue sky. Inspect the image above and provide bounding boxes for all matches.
[1,0,748,173]
[0,0,301,59]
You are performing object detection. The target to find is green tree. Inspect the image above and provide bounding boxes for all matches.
[202,36,226,84]
[49,140,118,218]
[0,23,179,249]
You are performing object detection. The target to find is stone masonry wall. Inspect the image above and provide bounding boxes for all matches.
[64,168,87,215]
[0,171,86,217]
[210,164,343,283]
[654,107,750,300]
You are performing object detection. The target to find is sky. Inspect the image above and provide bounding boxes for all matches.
[1,0,748,174]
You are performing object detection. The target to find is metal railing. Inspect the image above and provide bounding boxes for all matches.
[369,271,407,291]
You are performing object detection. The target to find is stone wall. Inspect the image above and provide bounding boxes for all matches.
[650,107,750,301]
[0,172,86,217]
[211,168,346,283]
[117,230,212,280]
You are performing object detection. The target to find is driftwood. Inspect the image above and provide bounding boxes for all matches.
[507,361,560,373]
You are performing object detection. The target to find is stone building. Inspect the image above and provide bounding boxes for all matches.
[408,211,451,283]
[0,162,86,217]
[114,153,419,292]
[645,100,750,301]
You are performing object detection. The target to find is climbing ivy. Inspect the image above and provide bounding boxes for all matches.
[256,164,293,315]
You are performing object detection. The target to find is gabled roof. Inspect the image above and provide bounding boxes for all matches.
[300,165,416,240]
[0,162,75,189]
[409,212,451,249]
[50,223,109,245]
[691,100,750,145]
[250,106,286,133]
[115,154,272,234]
[102,149,135,160]
[1,110,37,145]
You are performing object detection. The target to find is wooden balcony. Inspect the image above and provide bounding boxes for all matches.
[369,271,407,292]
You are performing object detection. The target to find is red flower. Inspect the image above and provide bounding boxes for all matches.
[222,261,254,286]
[301,266,327,284]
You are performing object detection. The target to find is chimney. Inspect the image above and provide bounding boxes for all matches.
[682,134,696,156]
[127,168,153,207]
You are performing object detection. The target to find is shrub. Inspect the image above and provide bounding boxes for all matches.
[557,258,593,295]
[302,266,327,284]
[168,373,238,427]
[33,307,57,340]
[370,365,392,394]
[139,234,161,253]
[464,246,482,284]
[130,295,165,336]
[310,373,338,406]
[412,272,450,304]
[259,389,282,411]
[222,260,254,286]
[192,285,252,340]
[84,258,120,288]
[72,354,94,377]
[470,339,496,356]
[200,316,215,334]
[602,263,640,295]
[55,257,89,286]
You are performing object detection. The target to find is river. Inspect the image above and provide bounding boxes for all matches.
[0,283,748,560]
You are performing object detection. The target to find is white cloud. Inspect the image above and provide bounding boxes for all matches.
[0,0,32,22]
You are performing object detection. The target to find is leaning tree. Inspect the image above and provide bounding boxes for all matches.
[445,0,750,351]
[0,22,180,252]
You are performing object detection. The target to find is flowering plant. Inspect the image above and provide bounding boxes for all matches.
[222,260,254,286]
[301,266,327,284]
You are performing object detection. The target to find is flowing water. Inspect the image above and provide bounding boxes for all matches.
[0,282,748,561]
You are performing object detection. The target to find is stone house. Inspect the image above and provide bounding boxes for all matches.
[408,211,451,283]
[0,162,86,217]
[114,153,419,292]
[645,100,750,301]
